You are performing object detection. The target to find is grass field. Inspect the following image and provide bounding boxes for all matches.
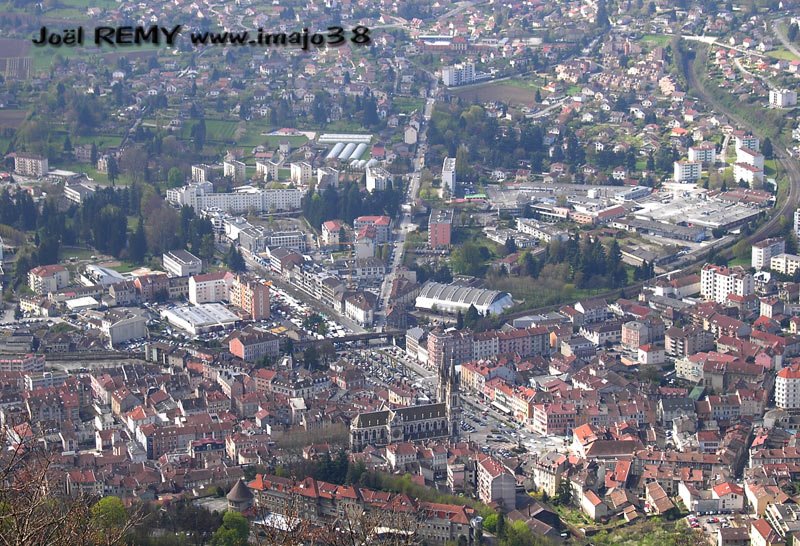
[767,48,800,61]
[0,110,28,131]
[393,97,425,113]
[640,34,673,47]
[56,160,133,186]
[449,81,537,107]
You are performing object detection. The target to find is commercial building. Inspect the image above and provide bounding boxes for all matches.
[365,165,392,192]
[770,89,797,108]
[673,160,702,183]
[752,238,786,270]
[415,282,514,316]
[229,275,270,321]
[14,153,48,177]
[160,304,240,335]
[162,250,203,278]
[100,310,147,347]
[228,326,280,362]
[166,182,303,214]
[442,157,457,193]
[28,265,70,295]
[223,159,247,183]
[428,209,453,249]
[441,62,475,86]
[189,271,234,304]
[700,264,754,303]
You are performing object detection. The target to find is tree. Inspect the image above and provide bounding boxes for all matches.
[762,137,773,159]
[191,119,206,152]
[129,218,147,263]
[596,0,610,27]
[63,135,72,154]
[555,479,573,505]
[91,497,128,545]
[90,142,98,165]
[211,511,249,546]
[789,22,800,42]
[464,304,481,330]
[167,167,184,188]
[504,237,517,254]
[456,310,464,330]
[534,89,542,103]
[303,346,320,370]
[106,156,119,186]
[225,243,246,273]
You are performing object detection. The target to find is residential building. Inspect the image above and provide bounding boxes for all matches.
[734,162,764,186]
[28,265,70,295]
[700,264,754,303]
[688,143,716,164]
[229,275,270,320]
[770,89,797,108]
[290,162,312,185]
[344,292,377,327]
[100,310,147,347]
[223,159,246,183]
[771,253,800,277]
[189,272,234,304]
[429,209,453,249]
[228,326,279,362]
[477,456,516,510]
[317,167,339,189]
[441,62,476,86]
[191,164,215,183]
[353,216,392,243]
[515,218,570,243]
[321,220,343,247]
[442,157,457,193]
[795,209,800,240]
[776,363,800,410]
[166,182,303,214]
[14,153,48,177]
[735,134,759,152]
[736,147,765,170]
[162,250,202,278]
[752,238,786,270]
[673,160,701,183]
[365,165,392,192]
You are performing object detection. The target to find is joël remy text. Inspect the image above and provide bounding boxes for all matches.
[32,25,182,46]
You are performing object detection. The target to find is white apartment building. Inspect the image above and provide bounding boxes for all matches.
[700,264,754,303]
[770,88,798,108]
[734,162,764,186]
[776,364,800,409]
[317,167,340,189]
[770,253,800,277]
[255,160,280,181]
[688,144,716,164]
[752,238,786,270]
[795,209,800,240]
[189,272,234,304]
[442,157,457,193]
[516,218,570,242]
[166,182,303,214]
[28,265,70,295]
[736,147,765,170]
[290,162,312,185]
[735,134,759,152]
[162,250,203,278]
[321,220,343,247]
[673,160,702,183]
[191,164,215,184]
[441,63,476,87]
[14,154,48,177]
[223,160,247,183]
[365,165,392,192]
[266,230,307,252]
[476,456,516,510]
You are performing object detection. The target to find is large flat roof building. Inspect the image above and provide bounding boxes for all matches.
[160,304,240,335]
[163,250,203,278]
[416,282,513,316]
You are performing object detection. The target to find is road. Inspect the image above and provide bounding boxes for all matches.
[374,85,438,328]
[774,19,800,59]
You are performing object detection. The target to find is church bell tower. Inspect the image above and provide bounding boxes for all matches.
[439,353,461,440]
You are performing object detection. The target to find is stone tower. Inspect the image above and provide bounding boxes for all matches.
[439,353,461,439]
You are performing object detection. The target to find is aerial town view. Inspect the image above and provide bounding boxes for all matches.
[3,0,800,545]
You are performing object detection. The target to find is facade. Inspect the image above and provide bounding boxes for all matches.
[28,265,70,295]
[700,264,754,303]
[223,159,246,183]
[476,456,516,510]
[673,160,701,183]
[428,209,453,249]
[365,165,392,192]
[736,147,765,170]
[734,162,764,186]
[441,62,476,86]
[101,310,147,347]
[344,292,377,327]
[442,157,457,193]
[416,282,514,316]
[0,354,45,373]
[14,153,48,177]
[752,238,786,270]
[162,250,202,278]
[191,164,215,183]
[229,275,270,320]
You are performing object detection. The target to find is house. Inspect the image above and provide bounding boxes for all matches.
[28,265,70,295]
[712,482,745,513]
[477,455,516,510]
[580,489,608,521]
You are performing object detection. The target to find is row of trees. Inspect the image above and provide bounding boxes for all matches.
[301,181,404,228]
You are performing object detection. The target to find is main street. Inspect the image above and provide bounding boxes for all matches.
[374,84,438,329]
